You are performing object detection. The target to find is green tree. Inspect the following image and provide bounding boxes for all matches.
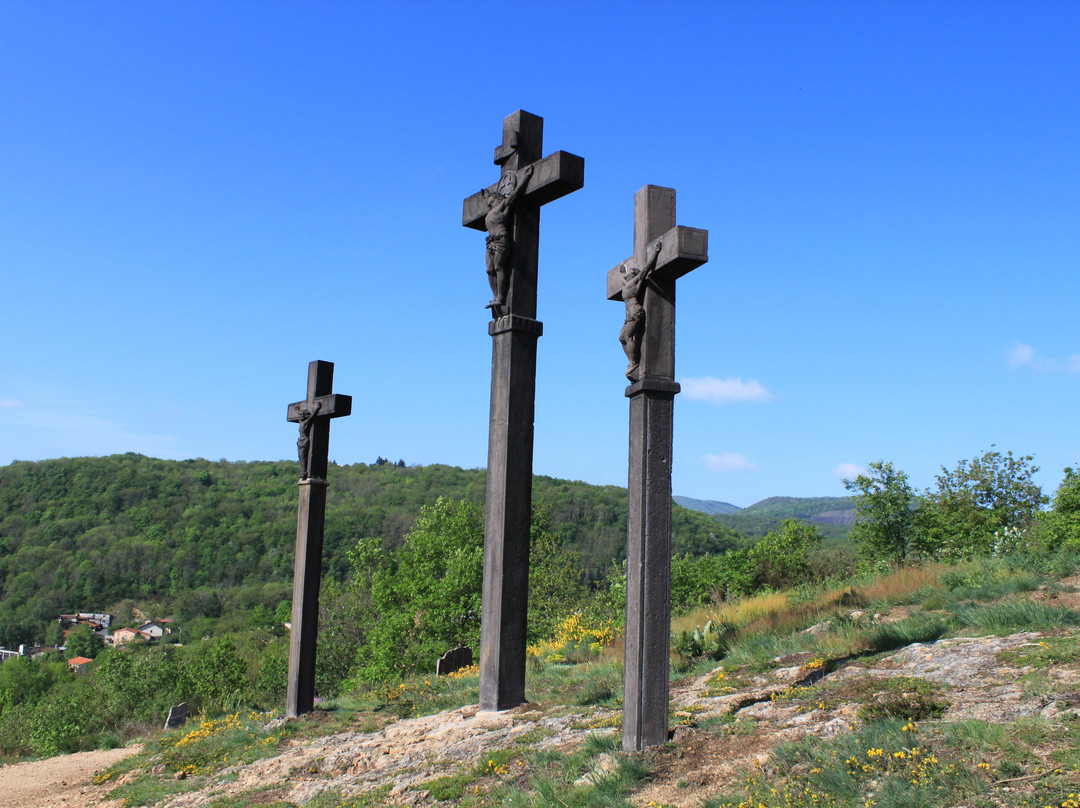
[64,623,104,659]
[315,577,368,698]
[192,636,249,713]
[27,676,103,756]
[95,646,192,726]
[844,461,919,564]
[0,655,56,717]
[353,497,485,681]
[923,447,1047,559]
[1037,467,1080,552]
[748,519,821,590]
[527,503,588,642]
[44,620,64,647]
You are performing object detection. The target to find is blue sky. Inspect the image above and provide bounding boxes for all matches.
[1,1,1077,508]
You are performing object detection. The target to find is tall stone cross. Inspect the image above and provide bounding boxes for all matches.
[606,186,707,750]
[285,360,351,718]
[462,110,584,711]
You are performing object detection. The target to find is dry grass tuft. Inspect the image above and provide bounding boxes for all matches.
[858,564,945,605]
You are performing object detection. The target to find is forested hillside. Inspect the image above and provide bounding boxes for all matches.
[0,454,742,645]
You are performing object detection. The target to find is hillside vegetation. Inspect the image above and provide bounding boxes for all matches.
[0,454,742,646]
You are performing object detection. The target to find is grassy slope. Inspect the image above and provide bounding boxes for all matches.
[95,558,1080,808]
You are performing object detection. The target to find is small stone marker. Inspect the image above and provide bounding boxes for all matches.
[462,111,584,711]
[165,701,188,729]
[436,646,473,677]
[285,360,352,718]
[607,186,707,751]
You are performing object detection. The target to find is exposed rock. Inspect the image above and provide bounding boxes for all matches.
[142,624,1080,808]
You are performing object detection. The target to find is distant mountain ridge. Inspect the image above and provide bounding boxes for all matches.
[672,496,742,515]
[676,494,855,540]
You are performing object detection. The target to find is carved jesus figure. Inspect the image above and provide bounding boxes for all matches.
[481,164,533,316]
[618,241,663,380]
[296,400,322,480]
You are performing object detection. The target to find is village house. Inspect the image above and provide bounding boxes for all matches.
[109,620,176,646]
[110,627,144,645]
[137,621,168,639]
[67,656,93,673]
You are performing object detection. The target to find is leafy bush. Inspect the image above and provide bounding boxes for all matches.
[671,619,736,661]
[191,636,251,713]
[856,676,949,722]
[748,519,822,590]
[351,497,484,682]
[527,611,620,665]
[27,676,104,756]
[96,646,194,729]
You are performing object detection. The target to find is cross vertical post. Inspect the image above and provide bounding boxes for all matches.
[607,186,707,749]
[463,111,584,710]
[285,360,351,718]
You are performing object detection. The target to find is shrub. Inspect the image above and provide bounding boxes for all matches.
[856,676,949,723]
[671,619,736,661]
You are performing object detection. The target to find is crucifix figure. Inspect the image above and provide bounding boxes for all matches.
[285,360,351,718]
[606,186,707,751]
[483,164,533,317]
[296,400,322,480]
[462,110,584,711]
[618,240,663,380]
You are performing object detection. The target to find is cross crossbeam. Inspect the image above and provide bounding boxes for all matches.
[462,150,584,230]
[605,225,708,300]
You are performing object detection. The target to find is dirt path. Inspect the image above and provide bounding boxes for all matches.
[0,745,141,808]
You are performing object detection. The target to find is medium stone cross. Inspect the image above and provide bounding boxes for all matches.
[285,360,351,718]
[462,111,584,711]
[607,186,707,750]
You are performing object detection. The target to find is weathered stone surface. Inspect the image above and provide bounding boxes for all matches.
[436,646,473,677]
[164,702,187,729]
[150,623,1080,808]
[160,706,614,807]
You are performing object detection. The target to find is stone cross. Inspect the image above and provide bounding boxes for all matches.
[462,110,584,711]
[285,360,351,718]
[607,186,707,750]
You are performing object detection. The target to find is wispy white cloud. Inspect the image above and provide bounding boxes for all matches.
[1008,343,1080,374]
[0,398,25,408]
[833,462,866,480]
[704,452,758,472]
[681,376,774,405]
